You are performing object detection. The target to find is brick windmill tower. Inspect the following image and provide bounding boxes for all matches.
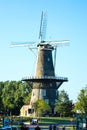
[11,12,69,116]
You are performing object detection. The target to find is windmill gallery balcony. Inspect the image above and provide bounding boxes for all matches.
[22,75,68,82]
[22,76,68,89]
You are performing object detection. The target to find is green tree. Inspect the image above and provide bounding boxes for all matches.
[55,90,73,117]
[0,82,4,112]
[1,81,31,115]
[73,86,87,115]
[1,81,15,114]
[33,99,51,117]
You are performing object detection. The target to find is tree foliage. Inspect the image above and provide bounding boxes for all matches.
[55,90,73,117]
[73,86,87,115]
[0,81,31,115]
[0,82,4,111]
[33,99,51,117]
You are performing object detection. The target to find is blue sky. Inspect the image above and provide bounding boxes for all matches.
[0,0,87,102]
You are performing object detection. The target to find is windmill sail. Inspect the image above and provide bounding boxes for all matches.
[39,11,47,43]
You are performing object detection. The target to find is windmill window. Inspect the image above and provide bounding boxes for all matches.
[47,58,50,62]
[50,83,52,87]
[45,99,49,104]
[55,99,57,103]
[56,90,58,96]
[42,89,46,96]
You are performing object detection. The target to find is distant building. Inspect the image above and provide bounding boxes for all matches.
[20,104,35,117]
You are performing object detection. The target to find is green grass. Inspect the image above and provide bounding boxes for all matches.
[0,116,76,129]
[38,117,76,125]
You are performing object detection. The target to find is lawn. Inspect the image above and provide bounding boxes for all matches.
[0,116,76,129]
[38,117,76,125]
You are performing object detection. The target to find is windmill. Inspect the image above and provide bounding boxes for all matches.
[11,12,69,116]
